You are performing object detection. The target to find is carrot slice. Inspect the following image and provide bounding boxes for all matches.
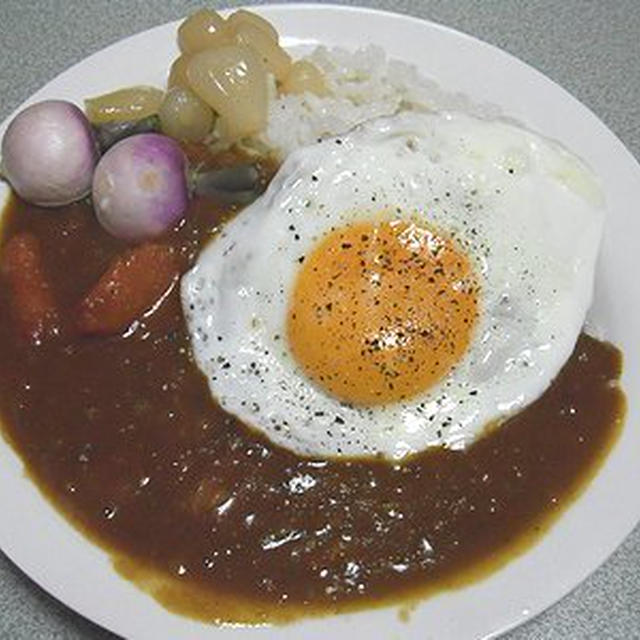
[77,243,180,335]
[1,232,61,345]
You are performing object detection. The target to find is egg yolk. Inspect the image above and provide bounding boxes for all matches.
[287,219,479,406]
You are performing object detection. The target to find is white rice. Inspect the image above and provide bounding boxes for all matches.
[260,45,502,157]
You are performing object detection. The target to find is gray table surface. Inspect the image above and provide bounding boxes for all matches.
[0,1,639,638]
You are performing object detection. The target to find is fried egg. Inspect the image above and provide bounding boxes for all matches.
[182,111,604,460]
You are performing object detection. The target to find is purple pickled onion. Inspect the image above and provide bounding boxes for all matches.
[92,133,189,241]
[2,100,99,206]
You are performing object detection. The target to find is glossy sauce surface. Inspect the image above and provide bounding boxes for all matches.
[0,182,626,624]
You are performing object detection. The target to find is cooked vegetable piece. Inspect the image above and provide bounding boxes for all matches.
[232,22,291,81]
[192,164,263,204]
[159,87,214,142]
[85,86,164,124]
[177,8,230,54]
[77,244,179,335]
[92,133,189,241]
[92,115,161,152]
[226,9,278,41]
[187,44,268,141]
[281,60,329,96]
[1,233,61,344]
[1,100,98,207]
[168,55,192,89]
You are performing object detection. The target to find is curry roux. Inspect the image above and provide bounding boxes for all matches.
[0,187,626,624]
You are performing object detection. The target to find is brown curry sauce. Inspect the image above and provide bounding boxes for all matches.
[0,175,626,624]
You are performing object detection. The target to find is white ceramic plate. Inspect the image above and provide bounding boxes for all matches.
[1,4,639,640]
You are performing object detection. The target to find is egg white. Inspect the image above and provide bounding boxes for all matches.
[182,111,604,460]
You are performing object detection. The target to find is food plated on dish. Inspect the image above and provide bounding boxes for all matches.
[0,5,637,639]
